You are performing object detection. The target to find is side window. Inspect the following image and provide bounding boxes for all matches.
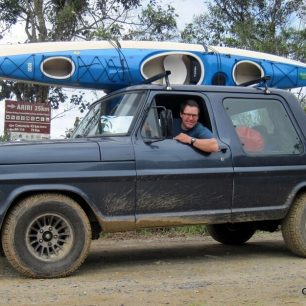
[141,101,163,139]
[224,98,303,155]
[141,93,213,141]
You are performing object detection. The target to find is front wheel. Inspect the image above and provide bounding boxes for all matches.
[0,243,4,257]
[207,223,256,245]
[2,194,92,278]
[282,193,306,257]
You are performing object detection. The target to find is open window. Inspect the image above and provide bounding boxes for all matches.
[141,101,163,139]
[141,93,213,142]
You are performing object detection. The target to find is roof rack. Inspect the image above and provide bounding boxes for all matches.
[239,76,271,94]
[143,70,172,90]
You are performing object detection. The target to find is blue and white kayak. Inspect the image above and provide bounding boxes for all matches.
[0,40,305,91]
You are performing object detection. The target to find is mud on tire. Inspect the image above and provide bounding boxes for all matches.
[282,193,306,257]
[1,193,92,278]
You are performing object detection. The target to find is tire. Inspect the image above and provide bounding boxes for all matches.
[282,193,306,257]
[0,242,4,257]
[2,194,92,278]
[207,223,256,245]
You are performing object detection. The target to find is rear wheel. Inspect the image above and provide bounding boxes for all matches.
[282,193,306,257]
[2,193,91,278]
[207,223,256,245]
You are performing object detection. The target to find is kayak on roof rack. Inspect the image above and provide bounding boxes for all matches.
[0,40,305,91]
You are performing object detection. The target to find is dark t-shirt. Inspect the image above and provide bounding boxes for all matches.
[177,122,213,139]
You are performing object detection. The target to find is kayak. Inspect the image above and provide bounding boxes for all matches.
[0,40,305,91]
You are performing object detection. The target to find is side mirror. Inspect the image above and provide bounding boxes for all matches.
[160,109,173,138]
[142,106,173,144]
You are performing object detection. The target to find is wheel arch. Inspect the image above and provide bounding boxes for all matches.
[281,186,306,257]
[0,185,102,243]
[284,183,306,215]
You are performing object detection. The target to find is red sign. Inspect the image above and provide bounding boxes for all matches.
[4,100,51,135]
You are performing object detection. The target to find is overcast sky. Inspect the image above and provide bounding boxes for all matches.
[0,0,207,138]
[170,0,206,29]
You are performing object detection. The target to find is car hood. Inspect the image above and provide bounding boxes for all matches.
[0,139,100,165]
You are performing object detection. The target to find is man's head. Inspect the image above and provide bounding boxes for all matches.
[180,99,200,130]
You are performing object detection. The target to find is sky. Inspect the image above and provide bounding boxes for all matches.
[170,0,206,29]
[0,0,207,139]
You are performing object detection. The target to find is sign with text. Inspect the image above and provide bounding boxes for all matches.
[4,100,51,140]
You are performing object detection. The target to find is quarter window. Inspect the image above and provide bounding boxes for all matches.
[224,98,303,155]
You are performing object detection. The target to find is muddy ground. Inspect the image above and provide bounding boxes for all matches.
[0,231,306,306]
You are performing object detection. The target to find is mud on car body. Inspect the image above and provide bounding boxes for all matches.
[0,83,305,278]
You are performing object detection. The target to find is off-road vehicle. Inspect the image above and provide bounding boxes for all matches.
[0,76,305,278]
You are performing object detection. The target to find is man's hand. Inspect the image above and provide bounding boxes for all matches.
[174,133,219,153]
[174,133,191,144]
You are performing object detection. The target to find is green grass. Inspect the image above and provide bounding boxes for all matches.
[101,225,208,239]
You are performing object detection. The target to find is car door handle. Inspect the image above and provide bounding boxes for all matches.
[219,144,228,153]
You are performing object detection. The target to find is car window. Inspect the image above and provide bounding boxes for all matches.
[72,92,145,138]
[224,98,303,155]
[141,101,163,139]
[141,93,213,142]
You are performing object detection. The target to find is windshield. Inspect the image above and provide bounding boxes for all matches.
[72,92,145,138]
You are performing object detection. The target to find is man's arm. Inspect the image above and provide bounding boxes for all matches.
[174,133,219,153]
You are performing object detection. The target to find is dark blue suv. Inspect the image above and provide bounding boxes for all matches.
[0,84,305,278]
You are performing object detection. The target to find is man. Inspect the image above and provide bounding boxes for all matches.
[174,99,219,153]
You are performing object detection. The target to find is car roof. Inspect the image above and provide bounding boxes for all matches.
[93,84,293,108]
[113,83,289,95]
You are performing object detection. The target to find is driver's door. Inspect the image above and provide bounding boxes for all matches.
[133,92,233,225]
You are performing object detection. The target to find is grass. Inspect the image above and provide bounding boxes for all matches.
[101,225,208,239]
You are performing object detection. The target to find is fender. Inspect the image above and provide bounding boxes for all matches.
[0,184,102,229]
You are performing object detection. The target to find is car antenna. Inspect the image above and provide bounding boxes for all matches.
[143,70,172,90]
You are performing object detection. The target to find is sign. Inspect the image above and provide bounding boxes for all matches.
[4,100,51,140]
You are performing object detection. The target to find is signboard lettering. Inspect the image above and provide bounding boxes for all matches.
[4,100,51,140]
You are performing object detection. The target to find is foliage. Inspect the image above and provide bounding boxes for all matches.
[295,88,306,111]
[0,0,141,42]
[122,1,179,41]
[181,0,306,61]
[64,116,80,138]
[0,131,10,142]
[0,0,305,113]
[0,0,142,110]
[181,14,213,45]
[181,0,306,108]
[0,0,179,112]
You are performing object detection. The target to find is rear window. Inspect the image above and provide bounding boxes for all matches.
[224,98,303,155]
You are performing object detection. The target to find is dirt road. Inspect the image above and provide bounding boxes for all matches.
[0,231,306,306]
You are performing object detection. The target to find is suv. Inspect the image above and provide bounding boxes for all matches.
[0,83,305,278]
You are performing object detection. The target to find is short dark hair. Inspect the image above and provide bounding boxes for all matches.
[180,99,200,114]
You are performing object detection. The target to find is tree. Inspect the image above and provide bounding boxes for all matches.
[181,0,305,61]
[0,0,143,42]
[122,1,179,41]
[181,0,306,105]
[0,131,10,142]
[0,0,141,110]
